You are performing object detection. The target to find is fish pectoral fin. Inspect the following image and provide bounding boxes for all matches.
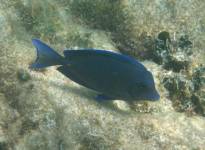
[95,94,114,101]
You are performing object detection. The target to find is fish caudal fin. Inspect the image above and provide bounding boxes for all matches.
[30,39,63,69]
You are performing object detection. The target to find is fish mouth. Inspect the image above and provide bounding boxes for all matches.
[145,90,160,101]
[131,90,160,101]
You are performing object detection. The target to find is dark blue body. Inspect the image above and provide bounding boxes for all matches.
[31,39,160,101]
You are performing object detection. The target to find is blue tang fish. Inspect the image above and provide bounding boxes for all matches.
[30,39,160,101]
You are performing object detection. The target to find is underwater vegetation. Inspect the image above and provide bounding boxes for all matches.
[69,0,140,53]
[12,0,62,40]
[128,31,192,69]
[150,31,192,72]
[135,31,205,116]
[162,70,205,116]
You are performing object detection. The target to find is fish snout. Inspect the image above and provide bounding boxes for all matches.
[148,90,160,101]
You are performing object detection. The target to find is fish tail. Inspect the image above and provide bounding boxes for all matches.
[30,39,63,69]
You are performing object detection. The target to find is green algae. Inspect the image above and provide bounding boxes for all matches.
[0,142,9,150]
[70,0,136,54]
[162,65,205,116]
[12,0,62,40]
[17,69,31,82]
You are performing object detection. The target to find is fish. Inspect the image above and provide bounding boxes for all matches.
[30,39,160,101]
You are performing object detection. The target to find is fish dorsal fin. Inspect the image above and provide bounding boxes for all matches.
[63,49,117,57]
[63,49,146,70]
[63,49,98,58]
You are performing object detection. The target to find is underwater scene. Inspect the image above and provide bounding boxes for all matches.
[0,0,205,149]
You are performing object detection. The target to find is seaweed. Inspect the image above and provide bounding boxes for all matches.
[0,142,9,150]
[70,0,136,55]
[12,0,61,41]
[162,65,205,116]
[17,69,31,82]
